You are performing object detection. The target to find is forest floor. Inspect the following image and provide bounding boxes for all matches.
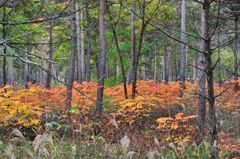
[0,81,240,159]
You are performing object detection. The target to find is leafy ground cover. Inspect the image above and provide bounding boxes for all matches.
[0,81,239,158]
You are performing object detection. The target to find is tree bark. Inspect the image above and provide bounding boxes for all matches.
[76,2,82,83]
[233,15,239,91]
[163,35,169,83]
[174,56,178,82]
[66,0,76,111]
[132,2,146,98]
[193,58,197,82]
[107,5,128,99]
[85,0,91,82]
[24,45,32,89]
[46,19,54,89]
[80,1,85,81]
[153,47,157,82]
[2,4,7,88]
[197,0,207,139]
[147,51,152,80]
[7,53,14,85]
[142,61,148,81]
[167,46,172,81]
[170,23,176,81]
[217,27,222,85]
[203,1,218,158]
[129,3,137,85]
[179,0,187,82]
[39,59,45,85]
[116,65,120,78]
[96,0,106,116]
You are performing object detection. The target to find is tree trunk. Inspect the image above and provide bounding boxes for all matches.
[66,0,76,111]
[55,64,60,80]
[2,4,7,89]
[116,65,120,78]
[46,19,54,89]
[170,23,176,81]
[147,51,152,80]
[76,2,82,83]
[107,4,128,99]
[132,2,146,98]
[167,46,172,81]
[179,0,187,82]
[233,15,239,91]
[163,50,169,83]
[203,1,218,158]
[24,45,32,89]
[85,0,91,82]
[96,0,106,116]
[0,68,2,86]
[163,35,169,83]
[94,59,98,80]
[39,59,45,85]
[129,3,137,85]
[80,1,85,81]
[217,27,222,85]
[7,53,14,85]
[143,61,147,80]
[197,0,207,139]
[153,47,157,82]
[174,57,178,82]
[193,58,197,82]
[106,58,109,79]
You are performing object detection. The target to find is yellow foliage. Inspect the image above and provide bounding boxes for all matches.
[156,113,197,143]
[117,96,159,124]
[0,82,97,130]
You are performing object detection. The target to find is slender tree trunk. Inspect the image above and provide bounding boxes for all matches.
[3,7,14,86]
[132,27,144,98]
[203,1,218,158]
[7,54,14,85]
[39,59,45,84]
[163,44,169,83]
[24,45,32,89]
[85,0,91,82]
[132,2,146,98]
[154,47,157,82]
[233,15,239,91]
[129,3,137,85]
[217,27,222,85]
[80,1,85,81]
[179,0,187,82]
[193,58,197,82]
[94,59,98,80]
[55,64,60,80]
[76,2,82,83]
[2,54,7,87]
[167,46,172,81]
[2,4,7,89]
[96,0,106,116]
[66,0,76,111]
[143,61,147,80]
[147,51,152,80]
[170,23,176,81]
[107,5,128,99]
[127,71,131,84]
[116,65,120,78]
[46,20,54,89]
[0,68,2,86]
[197,0,207,139]
[106,58,109,79]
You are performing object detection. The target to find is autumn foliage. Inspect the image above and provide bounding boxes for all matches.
[0,81,240,156]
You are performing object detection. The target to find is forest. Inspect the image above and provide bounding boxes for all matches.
[0,0,240,158]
